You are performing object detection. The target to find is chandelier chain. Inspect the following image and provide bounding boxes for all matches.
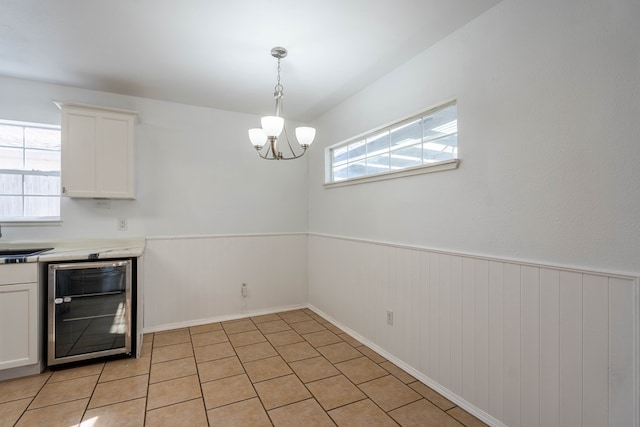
[274,57,283,95]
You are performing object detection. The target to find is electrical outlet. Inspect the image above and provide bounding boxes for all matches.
[386,310,394,325]
[241,282,248,298]
[117,218,128,231]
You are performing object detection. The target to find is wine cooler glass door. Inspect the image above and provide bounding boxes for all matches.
[49,260,131,365]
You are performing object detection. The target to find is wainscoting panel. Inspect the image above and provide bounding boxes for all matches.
[308,234,638,427]
[144,234,308,331]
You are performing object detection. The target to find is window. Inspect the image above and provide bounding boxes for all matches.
[0,120,61,221]
[327,101,458,185]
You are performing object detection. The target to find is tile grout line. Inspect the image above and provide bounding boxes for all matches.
[11,372,51,424]
[269,313,373,422]
[246,313,333,418]
[145,329,202,422]
[187,323,208,427]
[79,362,104,422]
[143,333,153,426]
[5,309,486,426]
[293,310,434,425]
[315,311,480,427]
[296,314,395,423]
[223,316,275,426]
[263,314,332,422]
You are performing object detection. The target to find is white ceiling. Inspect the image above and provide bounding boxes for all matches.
[0,0,501,122]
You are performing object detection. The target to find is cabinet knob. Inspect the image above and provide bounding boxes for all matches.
[62,186,66,194]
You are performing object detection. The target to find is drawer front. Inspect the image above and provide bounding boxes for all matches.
[0,263,38,285]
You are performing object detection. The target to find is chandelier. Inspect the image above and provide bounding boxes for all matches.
[248,47,316,160]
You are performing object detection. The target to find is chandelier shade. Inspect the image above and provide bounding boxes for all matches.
[295,127,316,147]
[248,47,316,160]
[248,128,267,148]
[261,116,284,138]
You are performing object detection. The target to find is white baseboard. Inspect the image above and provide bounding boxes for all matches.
[307,304,507,427]
[142,304,307,334]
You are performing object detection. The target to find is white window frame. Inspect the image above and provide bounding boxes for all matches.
[325,100,459,188]
[0,119,62,224]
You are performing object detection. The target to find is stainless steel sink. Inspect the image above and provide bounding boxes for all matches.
[0,248,53,258]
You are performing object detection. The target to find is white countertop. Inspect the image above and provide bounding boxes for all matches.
[0,237,145,264]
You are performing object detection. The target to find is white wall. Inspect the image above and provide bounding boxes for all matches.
[308,0,640,274]
[144,234,308,331]
[307,0,640,426]
[0,76,308,240]
[0,76,310,328]
[309,235,638,427]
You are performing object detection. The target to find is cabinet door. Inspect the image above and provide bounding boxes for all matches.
[97,112,135,199]
[62,110,98,197]
[0,282,38,370]
[61,105,136,199]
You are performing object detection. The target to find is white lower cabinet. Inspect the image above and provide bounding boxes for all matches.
[0,264,38,370]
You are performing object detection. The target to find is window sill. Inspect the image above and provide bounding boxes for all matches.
[324,158,460,189]
[0,219,62,227]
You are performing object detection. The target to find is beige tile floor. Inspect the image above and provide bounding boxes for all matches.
[0,309,488,426]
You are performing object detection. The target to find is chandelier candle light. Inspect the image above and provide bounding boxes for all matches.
[248,47,316,160]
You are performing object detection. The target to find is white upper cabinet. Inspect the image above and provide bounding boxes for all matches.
[59,103,137,199]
